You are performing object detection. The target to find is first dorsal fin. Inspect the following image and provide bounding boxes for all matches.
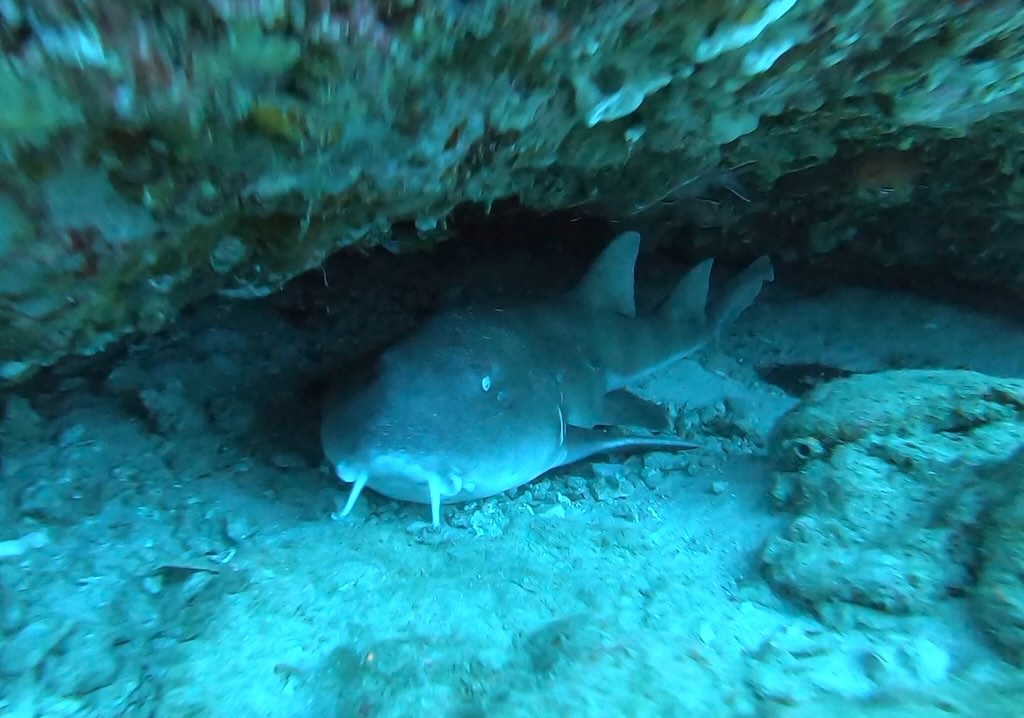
[571,231,640,316]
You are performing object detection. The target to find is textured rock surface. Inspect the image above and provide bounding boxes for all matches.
[762,370,1024,617]
[2,1,1024,379]
[975,452,1024,666]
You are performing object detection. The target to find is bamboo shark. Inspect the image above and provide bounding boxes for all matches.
[321,231,773,526]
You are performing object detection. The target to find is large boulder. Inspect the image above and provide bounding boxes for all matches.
[762,370,1024,625]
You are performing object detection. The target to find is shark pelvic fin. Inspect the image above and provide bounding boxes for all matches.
[562,426,698,466]
[572,231,640,316]
[595,390,671,431]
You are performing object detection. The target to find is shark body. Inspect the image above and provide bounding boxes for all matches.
[321,231,773,526]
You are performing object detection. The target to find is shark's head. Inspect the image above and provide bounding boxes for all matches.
[321,311,564,525]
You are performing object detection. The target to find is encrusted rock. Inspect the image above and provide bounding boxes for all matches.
[975,453,1024,665]
[762,369,1024,616]
[2,2,1024,380]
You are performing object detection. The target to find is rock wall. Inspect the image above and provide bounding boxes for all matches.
[2,1,1024,380]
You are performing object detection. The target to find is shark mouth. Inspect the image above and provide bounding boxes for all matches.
[334,456,462,528]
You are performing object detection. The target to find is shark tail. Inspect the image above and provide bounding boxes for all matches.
[706,255,774,337]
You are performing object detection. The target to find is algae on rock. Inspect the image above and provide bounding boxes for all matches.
[975,451,1024,666]
[762,370,1024,624]
[3,2,1024,380]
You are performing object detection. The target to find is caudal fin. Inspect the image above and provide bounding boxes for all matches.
[706,255,774,336]
[609,249,773,388]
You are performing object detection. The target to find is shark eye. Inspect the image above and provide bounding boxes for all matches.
[481,375,492,392]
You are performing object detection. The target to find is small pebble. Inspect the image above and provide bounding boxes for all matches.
[699,622,716,644]
[224,516,253,543]
[0,619,72,676]
[0,530,49,559]
[907,639,950,682]
[270,452,306,470]
[540,503,567,519]
[141,575,163,595]
[57,423,87,448]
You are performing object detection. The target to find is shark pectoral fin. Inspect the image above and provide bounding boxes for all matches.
[596,390,671,431]
[562,426,699,465]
